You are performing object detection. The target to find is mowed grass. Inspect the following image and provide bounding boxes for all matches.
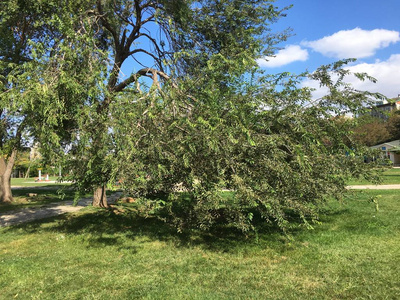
[0,189,399,299]
[348,167,400,185]
[11,177,70,187]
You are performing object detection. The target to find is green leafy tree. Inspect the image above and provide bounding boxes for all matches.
[0,1,54,202]
[0,0,98,202]
[352,115,391,146]
[19,1,383,232]
[41,0,291,207]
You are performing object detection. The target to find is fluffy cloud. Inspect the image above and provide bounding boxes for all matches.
[346,54,400,97]
[302,28,400,59]
[302,54,400,99]
[257,45,308,68]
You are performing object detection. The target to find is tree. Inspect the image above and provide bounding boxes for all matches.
[21,2,383,232]
[352,115,391,146]
[0,1,52,202]
[40,0,291,207]
[0,0,99,203]
[386,111,400,141]
[109,59,383,232]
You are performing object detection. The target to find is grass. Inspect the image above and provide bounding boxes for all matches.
[11,177,70,187]
[1,189,399,299]
[347,167,400,185]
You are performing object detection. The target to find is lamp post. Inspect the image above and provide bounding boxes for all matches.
[38,168,42,181]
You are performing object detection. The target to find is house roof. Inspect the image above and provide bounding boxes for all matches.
[371,139,400,150]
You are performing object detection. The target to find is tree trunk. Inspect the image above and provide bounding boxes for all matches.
[93,185,108,207]
[0,149,17,203]
[25,165,30,179]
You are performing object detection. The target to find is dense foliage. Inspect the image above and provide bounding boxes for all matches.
[0,0,59,202]
[110,60,383,232]
[0,0,104,202]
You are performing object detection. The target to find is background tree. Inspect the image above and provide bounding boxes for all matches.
[385,111,400,141]
[352,115,391,146]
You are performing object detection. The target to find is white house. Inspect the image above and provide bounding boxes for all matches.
[371,139,400,165]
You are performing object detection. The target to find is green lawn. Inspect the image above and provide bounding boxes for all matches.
[1,189,399,299]
[11,177,70,187]
[348,167,400,185]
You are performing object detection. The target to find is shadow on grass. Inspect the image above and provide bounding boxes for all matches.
[1,201,355,253]
[11,185,72,196]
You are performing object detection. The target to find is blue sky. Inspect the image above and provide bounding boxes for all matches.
[257,0,400,99]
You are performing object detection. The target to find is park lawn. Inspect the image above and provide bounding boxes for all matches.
[0,190,399,299]
[11,177,70,187]
[347,167,400,185]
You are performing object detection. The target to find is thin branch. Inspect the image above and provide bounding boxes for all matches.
[124,0,142,52]
[114,68,172,92]
[96,1,120,49]
[139,32,164,58]
[132,55,149,69]
[128,48,162,67]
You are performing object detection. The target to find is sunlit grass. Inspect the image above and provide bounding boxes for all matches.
[11,177,70,187]
[1,189,399,299]
[348,167,400,185]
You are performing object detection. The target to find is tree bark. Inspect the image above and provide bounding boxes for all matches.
[93,185,108,207]
[0,149,17,203]
[25,165,31,179]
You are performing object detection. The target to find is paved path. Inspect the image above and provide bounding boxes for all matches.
[347,184,400,189]
[0,192,122,227]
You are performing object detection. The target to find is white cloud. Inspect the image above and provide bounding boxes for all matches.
[302,54,400,99]
[257,45,308,68]
[302,28,400,59]
[346,54,400,97]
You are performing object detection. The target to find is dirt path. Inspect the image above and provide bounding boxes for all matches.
[0,192,122,227]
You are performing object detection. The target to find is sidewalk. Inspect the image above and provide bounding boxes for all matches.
[347,184,400,189]
[0,192,122,227]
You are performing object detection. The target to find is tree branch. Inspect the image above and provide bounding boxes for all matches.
[96,0,119,49]
[114,68,172,93]
[128,48,162,69]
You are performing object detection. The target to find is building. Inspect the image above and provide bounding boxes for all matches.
[371,139,400,165]
[369,96,400,120]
